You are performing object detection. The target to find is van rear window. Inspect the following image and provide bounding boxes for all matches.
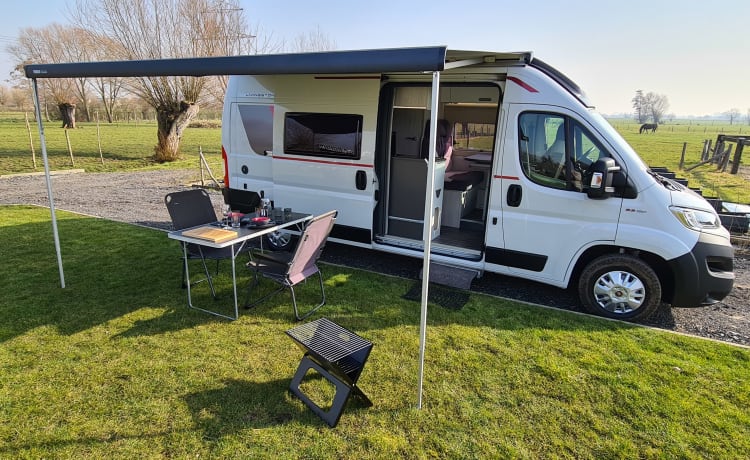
[284,112,362,159]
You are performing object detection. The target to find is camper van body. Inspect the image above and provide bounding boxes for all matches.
[221,47,734,321]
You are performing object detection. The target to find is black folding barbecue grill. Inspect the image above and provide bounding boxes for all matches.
[286,317,373,427]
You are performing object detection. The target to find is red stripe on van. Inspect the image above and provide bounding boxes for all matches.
[496,175,519,180]
[274,156,374,168]
[507,76,538,93]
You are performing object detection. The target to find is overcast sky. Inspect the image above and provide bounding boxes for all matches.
[2,0,748,117]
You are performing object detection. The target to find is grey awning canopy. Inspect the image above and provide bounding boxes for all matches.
[25,46,449,79]
[24,46,531,79]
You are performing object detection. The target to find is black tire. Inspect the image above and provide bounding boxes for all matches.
[578,254,662,322]
[264,230,295,251]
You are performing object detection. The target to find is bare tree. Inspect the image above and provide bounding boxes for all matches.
[642,92,669,124]
[632,90,647,123]
[725,108,741,125]
[10,86,31,111]
[86,34,127,123]
[9,24,79,127]
[287,26,337,52]
[197,8,281,107]
[73,0,254,162]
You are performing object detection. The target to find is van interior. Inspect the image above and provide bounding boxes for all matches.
[375,83,501,260]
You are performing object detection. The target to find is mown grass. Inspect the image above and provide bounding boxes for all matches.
[613,119,750,203]
[1,205,748,458]
[0,113,223,175]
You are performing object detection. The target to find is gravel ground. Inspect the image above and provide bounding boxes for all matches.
[2,169,748,347]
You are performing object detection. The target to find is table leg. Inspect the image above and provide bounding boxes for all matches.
[183,241,241,321]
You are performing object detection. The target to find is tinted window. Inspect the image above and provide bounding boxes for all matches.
[238,104,273,155]
[284,112,363,159]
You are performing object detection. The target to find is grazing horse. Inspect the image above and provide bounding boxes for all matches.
[639,123,658,134]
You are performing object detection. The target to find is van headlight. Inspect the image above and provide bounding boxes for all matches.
[669,206,721,231]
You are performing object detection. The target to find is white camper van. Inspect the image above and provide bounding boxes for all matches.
[220,46,734,321]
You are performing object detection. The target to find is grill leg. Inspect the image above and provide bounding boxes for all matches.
[289,356,353,428]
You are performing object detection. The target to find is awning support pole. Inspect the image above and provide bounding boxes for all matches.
[31,78,66,288]
[418,70,440,409]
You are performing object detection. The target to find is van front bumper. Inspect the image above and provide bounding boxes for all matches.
[668,232,734,307]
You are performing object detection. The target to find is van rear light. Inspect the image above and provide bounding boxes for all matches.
[221,145,229,188]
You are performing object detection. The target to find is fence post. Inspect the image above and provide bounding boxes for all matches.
[679,142,687,169]
[198,147,223,189]
[25,112,37,169]
[96,111,104,165]
[719,145,733,172]
[730,141,745,174]
[701,139,711,161]
[64,128,75,166]
[199,146,205,187]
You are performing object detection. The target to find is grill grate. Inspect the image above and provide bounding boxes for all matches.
[287,317,371,363]
[286,317,374,427]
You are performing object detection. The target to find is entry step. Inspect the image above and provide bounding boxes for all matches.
[419,262,478,290]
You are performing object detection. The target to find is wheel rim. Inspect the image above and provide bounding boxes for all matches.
[592,270,646,314]
[267,230,291,249]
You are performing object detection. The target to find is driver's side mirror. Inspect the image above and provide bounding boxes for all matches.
[584,158,620,199]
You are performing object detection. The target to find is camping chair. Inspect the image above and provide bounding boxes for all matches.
[165,189,251,298]
[245,210,337,320]
[223,187,261,214]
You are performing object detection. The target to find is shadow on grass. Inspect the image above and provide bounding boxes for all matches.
[183,378,319,435]
[0,211,223,342]
[0,206,640,344]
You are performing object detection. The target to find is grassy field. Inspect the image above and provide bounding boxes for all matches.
[612,119,750,203]
[0,206,748,458]
[1,112,748,203]
[0,112,224,176]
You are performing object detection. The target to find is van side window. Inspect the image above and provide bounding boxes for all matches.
[237,104,274,155]
[284,112,363,160]
[519,112,610,192]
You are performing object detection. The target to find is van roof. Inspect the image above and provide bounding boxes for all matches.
[25,46,532,79]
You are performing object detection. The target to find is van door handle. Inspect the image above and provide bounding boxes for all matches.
[355,170,367,190]
[507,184,522,207]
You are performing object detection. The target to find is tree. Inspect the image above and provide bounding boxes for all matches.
[10,86,31,111]
[73,0,254,162]
[725,108,741,125]
[287,26,337,52]
[645,92,669,124]
[8,23,79,128]
[87,34,127,123]
[632,90,647,123]
[632,90,669,124]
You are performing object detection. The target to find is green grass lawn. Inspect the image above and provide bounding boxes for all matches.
[613,119,750,203]
[1,206,748,458]
[0,114,223,175]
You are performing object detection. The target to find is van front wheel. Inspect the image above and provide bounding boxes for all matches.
[578,254,662,322]
[264,230,294,251]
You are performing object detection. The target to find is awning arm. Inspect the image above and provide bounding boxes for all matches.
[444,58,485,70]
[31,78,66,288]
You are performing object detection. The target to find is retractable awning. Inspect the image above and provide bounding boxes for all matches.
[24,45,531,410]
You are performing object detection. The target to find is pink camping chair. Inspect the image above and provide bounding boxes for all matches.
[244,210,337,320]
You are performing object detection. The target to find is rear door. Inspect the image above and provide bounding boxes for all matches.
[226,101,275,193]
